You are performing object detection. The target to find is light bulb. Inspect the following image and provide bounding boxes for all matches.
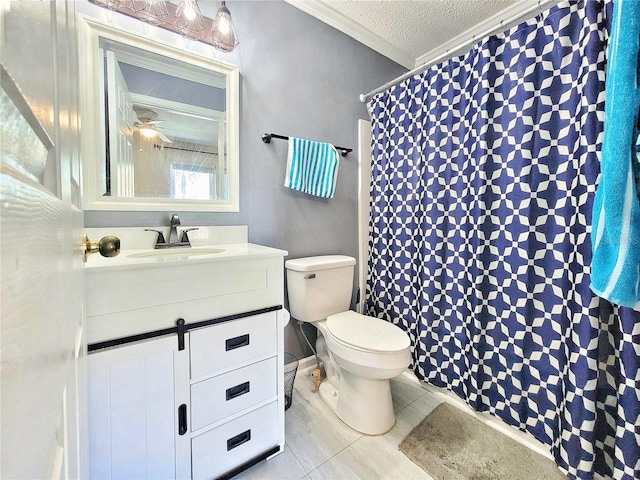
[184,3,196,21]
[218,16,230,35]
[139,127,158,138]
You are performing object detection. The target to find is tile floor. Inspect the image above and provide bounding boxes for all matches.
[235,371,443,480]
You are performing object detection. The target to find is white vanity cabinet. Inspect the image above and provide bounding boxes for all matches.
[85,233,288,480]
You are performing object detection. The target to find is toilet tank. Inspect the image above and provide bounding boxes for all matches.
[285,255,356,323]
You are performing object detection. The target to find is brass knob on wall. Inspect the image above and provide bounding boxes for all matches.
[83,234,121,262]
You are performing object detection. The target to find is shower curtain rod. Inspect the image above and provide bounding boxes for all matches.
[154,144,216,155]
[359,0,559,103]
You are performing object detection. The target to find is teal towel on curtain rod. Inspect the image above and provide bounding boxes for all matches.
[591,0,640,309]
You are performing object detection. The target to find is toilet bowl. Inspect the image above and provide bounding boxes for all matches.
[285,255,411,435]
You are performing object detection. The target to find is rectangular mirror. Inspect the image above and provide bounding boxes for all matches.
[79,15,239,211]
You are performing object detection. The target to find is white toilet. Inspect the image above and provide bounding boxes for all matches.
[285,255,411,435]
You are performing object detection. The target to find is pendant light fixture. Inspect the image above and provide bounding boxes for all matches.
[211,1,239,52]
[132,0,169,27]
[175,0,208,40]
[90,0,239,53]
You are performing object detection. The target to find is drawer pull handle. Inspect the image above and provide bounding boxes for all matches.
[225,334,250,351]
[226,381,251,401]
[227,429,251,451]
[178,404,188,436]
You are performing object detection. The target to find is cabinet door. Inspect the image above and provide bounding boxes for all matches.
[88,336,190,479]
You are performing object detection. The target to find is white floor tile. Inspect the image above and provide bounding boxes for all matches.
[284,374,362,473]
[307,435,434,480]
[390,373,428,411]
[232,446,307,480]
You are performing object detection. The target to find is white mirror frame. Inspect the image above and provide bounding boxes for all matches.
[78,14,240,212]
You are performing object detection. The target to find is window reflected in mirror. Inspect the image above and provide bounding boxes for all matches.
[170,164,219,200]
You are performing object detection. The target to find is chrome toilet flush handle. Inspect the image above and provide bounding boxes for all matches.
[304,273,316,279]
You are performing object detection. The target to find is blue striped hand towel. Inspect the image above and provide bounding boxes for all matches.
[591,0,640,310]
[285,137,340,198]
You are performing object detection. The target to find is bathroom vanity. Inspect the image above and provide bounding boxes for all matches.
[84,226,288,479]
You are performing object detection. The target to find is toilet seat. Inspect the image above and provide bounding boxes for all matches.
[326,311,410,354]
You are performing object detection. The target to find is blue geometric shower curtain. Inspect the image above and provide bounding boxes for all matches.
[366,1,640,478]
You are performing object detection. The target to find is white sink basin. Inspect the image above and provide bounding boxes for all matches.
[127,248,225,259]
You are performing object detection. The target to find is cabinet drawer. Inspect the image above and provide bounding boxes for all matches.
[190,312,277,379]
[191,357,277,431]
[191,401,279,480]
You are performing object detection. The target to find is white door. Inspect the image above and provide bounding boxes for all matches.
[1,1,86,478]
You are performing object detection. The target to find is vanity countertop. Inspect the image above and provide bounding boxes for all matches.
[85,242,288,272]
[84,226,287,272]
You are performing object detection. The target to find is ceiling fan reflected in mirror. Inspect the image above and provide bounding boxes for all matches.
[133,107,173,143]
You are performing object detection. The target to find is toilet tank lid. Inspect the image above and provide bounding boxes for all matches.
[285,255,356,272]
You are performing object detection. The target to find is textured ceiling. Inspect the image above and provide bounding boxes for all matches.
[300,0,521,67]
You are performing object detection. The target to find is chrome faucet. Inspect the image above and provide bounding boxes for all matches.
[169,214,180,244]
[145,214,199,249]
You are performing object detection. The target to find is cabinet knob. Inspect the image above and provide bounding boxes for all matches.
[82,234,120,262]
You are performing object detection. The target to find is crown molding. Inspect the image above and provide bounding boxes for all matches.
[284,0,414,69]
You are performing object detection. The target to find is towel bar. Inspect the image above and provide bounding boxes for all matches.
[262,133,352,157]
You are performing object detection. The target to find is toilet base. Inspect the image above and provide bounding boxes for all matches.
[319,369,396,435]
[318,377,339,412]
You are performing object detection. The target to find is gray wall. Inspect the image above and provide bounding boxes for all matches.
[83,0,406,359]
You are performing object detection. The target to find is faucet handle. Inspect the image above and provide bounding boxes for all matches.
[180,227,199,245]
[145,229,166,246]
